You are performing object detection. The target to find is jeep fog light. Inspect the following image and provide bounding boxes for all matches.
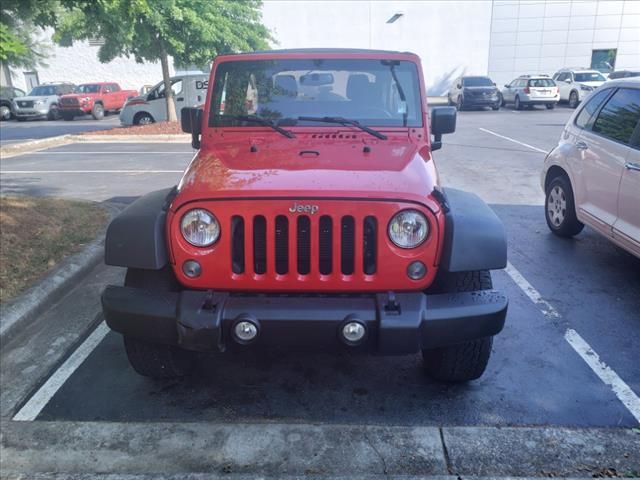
[182,260,201,278]
[342,321,366,344]
[407,261,426,280]
[388,210,428,248]
[181,208,220,247]
[234,320,259,343]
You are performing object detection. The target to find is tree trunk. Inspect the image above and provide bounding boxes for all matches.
[159,50,177,122]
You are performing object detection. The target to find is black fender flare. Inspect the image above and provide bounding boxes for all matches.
[438,188,507,272]
[104,187,176,269]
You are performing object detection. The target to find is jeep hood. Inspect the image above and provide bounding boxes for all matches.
[174,136,439,208]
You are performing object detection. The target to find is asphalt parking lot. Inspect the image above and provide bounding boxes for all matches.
[1,104,639,475]
[0,114,120,146]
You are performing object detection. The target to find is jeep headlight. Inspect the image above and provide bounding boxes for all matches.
[180,209,220,247]
[388,210,428,248]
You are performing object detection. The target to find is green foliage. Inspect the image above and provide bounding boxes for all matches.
[55,0,272,68]
[0,0,61,68]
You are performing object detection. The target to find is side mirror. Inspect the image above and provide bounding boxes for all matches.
[430,106,457,152]
[566,78,572,84]
[456,83,462,89]
[493,82,497,86]
[181,106,203,149]
[504,84,510,88]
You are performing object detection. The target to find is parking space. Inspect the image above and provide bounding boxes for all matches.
[0,115,121,146]
[0,142,194,200]
[3,106,639,432]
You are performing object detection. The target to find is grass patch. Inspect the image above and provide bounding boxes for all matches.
[0,196,108,304]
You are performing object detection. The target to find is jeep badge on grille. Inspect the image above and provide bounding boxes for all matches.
[289,203,319,214]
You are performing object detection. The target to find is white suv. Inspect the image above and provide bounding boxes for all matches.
[541,78,640,258]
[552,68,607,108]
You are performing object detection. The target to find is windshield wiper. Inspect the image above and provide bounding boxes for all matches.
[220,114,295,139]
[297,116,387,140]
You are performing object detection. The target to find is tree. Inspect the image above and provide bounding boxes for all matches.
[55,0,272,122]
[0,0,61,69]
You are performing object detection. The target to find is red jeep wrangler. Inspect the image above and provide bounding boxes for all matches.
[102,49,508,383]
[60,82,137,120]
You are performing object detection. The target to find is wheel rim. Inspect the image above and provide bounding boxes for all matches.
[139,115,152,125]
[547,185,567,227]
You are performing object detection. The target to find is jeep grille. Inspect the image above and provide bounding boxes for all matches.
[230,214,377,276]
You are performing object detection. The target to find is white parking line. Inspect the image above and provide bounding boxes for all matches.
[13,322,110,422]
[479,127,548,154]
[504,262,640,424]
[565,329,640,423]
[1,170,183,174]
[505,262,560,319]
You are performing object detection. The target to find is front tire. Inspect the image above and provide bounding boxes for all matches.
[92,103,105,120]
[423,271,494,382]
[456,95,464,111]
[546,103,555,110]
[47,104,60,120]
[569,91,579,109]
[545,175,584,237]
[122,267,194,378]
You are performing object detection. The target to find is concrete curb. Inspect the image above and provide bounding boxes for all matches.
[0,133,192,159]
[1,422,638,477]
[0,135,74,159]
[0,203,119,346]
[0,239,104,346]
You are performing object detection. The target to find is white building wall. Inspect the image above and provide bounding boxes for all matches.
[261,0,493,95]
[8,30,171,93]
[488,0,640,86]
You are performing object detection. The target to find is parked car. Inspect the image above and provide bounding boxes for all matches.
[119,74,208,125]
[500,75,559,110]
[607,70,640,80]
[13,82,76,121]
[542,78,640,258]
[59,82,137,121]
[448,75,500,111]
[0,86,26,120]
[102,49,508,383]
[552,68,607,108]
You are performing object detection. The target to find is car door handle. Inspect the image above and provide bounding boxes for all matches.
[625,162,640,172]
[576,141,588,150]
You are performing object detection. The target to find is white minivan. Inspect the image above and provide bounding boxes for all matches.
[120,74,208,125]
[541,78,640,258]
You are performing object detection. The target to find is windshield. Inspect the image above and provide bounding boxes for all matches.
[29,85,58,96]
[209,59,423,128]
[463,77,494,87]
[575,72,606,82]
[528,79,555,87]
[76,84,101,93]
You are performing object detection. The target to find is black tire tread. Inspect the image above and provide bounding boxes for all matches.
[423,270,494,382]
[122,267,193,379]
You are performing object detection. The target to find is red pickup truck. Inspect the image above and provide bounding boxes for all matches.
[59,82,137,120]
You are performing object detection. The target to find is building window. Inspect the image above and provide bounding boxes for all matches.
[591,49,617,74]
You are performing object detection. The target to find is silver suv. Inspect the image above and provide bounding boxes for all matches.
[14,82,76,121]
[500,75,559,110]
[552,68,606,108]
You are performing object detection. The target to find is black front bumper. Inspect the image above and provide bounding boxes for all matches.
[102,287,507,354]
[464,98,499,107]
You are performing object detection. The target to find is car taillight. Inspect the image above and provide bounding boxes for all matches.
[125,99,147,107]
[524,86,530,94]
